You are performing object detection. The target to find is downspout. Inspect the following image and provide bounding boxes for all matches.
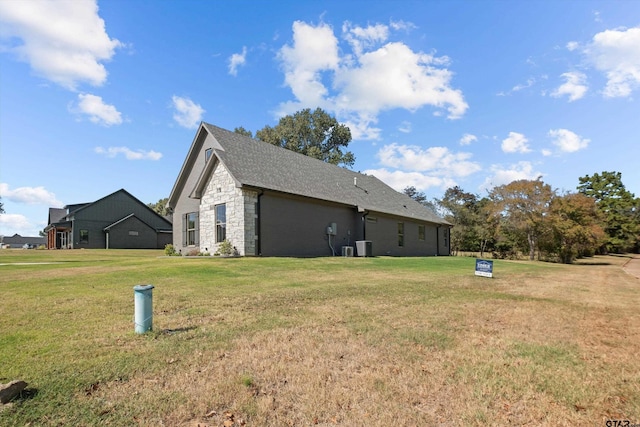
[361,209,369,240]
[436,225,440,256]
[256,190,263,256]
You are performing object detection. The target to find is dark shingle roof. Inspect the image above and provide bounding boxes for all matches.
[203,123,448,225]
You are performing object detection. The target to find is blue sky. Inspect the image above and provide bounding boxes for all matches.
[1,0,639,237]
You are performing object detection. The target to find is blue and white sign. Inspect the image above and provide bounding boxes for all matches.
[475,259,494,278]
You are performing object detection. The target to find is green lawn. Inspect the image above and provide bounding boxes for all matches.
[1,250,638,426]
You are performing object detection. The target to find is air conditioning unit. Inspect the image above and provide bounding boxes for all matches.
[342,246,354,257]
[356,240,373,257]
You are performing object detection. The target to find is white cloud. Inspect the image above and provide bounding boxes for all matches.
[364,168,455,192]
[95,146,162,160]
[0,213,35,236]
[334,42,467,119]
[541,149,553,156]
[480,161,543,191]
[566,41,580,51]
[593,10,602,23]
[501,132,531,153]
[398,121,412,133]
[512,77,536,92]
[277,21,339,110]
[551,71,588,101]
[171,95,205,129]
[74,93,122,126]
[0,0,122,90]
[362,142,481,193]
[584,26,640,97]
[342,21,389,56]
[341,114,381,140]
[460,133,477,145]
[377,143,481,177]
[389,20,417,32]
[0,183,63,206]
[276,20,467,140]
[548,128,589,153]
[228,46,247,76]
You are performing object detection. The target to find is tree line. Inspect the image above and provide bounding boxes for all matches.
[405,171,640,263]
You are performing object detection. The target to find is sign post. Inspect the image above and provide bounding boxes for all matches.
[475,259,494,278]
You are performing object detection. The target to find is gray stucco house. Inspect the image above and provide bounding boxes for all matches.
[45,189,173,249]
[168,122,451,257]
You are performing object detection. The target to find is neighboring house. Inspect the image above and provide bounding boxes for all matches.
[168,122,451,257]
[44,189,173,249]
[0,234,46,249]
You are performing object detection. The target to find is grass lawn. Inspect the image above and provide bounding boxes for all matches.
[1,249,638,426]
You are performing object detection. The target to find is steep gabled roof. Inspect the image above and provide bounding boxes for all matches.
[171,122,449,225]
[46,189,172,230]
[48,208,68,224]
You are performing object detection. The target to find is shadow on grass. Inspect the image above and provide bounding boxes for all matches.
[8,388,39,403]
[573,262,612,266]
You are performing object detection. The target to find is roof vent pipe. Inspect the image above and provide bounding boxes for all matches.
[354,177,357,186]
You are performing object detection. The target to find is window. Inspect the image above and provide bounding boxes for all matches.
[366,216,378,223]
[215,204,226,242]
[398,222,404,247]
[128,231,139,236]
[80,230,89,243]
[205,148,213,162]
[418,225,425,241]
[184,212,199,246]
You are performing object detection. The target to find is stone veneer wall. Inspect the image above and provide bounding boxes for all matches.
[199,162,257,256]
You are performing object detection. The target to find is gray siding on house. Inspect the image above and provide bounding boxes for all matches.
[364,214,440,256]
[73,219,109,249]
[170,133,216,254]
[72,190,172,249]
[46,189,173,250]
[259,191,362,257]
[107,216,159,249]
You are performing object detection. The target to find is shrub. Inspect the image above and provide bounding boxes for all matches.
[164,244,179,256]
[215,240,238,256]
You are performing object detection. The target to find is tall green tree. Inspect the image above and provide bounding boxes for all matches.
[403,186,428,205]
[437,186,481,255]
[540,192,605,263]
[402,186,440,214]
[148,198,169,216]
[233,127,253,137]
[255,108,355,167]
[577,171,639,253]
[488,178,555,260]
[475,197,499,257]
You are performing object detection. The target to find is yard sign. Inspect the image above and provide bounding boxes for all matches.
[475,259,493,278]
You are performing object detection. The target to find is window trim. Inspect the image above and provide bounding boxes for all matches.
[79,229,89,243]
[184,212,199,246]
[215,203,226,243]
[418,225,425,241]
[398,222,404,247]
